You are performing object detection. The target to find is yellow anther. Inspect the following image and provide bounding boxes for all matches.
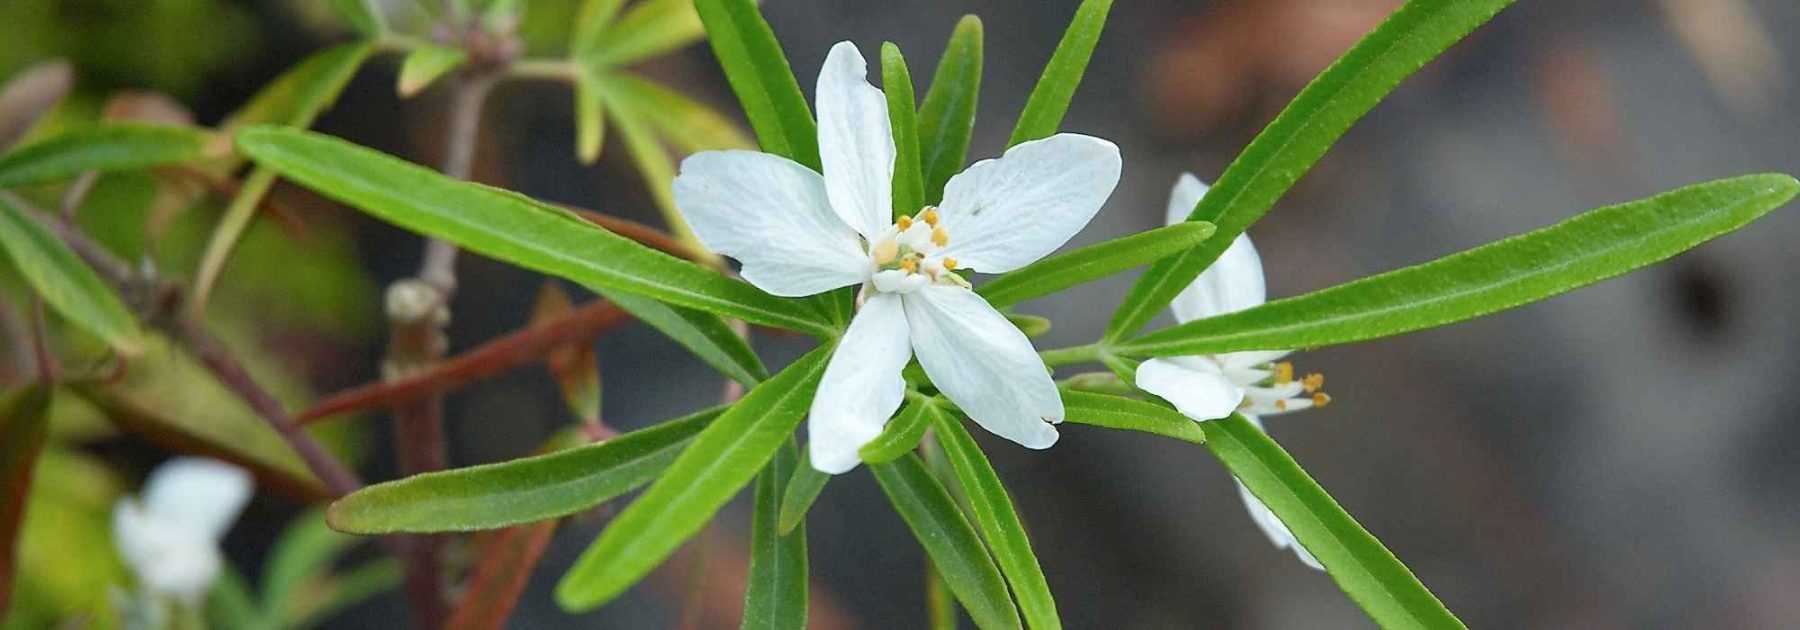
[921,207,940,226]
[1302,373,1325,393]
[1273,362,1294,385]
[896,215,914,230]
[941,256,958,270]
[931,226,949,247]
[1275,399,1288,411]
[899,258,918,273]
[1312,393,1332,407]
[872,239,899,265]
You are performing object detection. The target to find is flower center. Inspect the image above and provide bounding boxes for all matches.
[868,206,967,293]
[1239,360,1331,414]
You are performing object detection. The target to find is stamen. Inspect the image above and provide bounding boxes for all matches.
[931,226,949,247]
[899,259,918,273]
[1275,399,1288,411]
[941,256,958,270]
[921,207,940,226]
[1312,393,1332,407]
[1302,373,1324,393]
[897,215,914,230]
[1272,362,1294,385]
[872,239,899,265]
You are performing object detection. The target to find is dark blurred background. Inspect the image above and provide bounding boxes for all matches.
[8,0,1800,628]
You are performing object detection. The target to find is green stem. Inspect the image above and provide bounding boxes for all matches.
[1037,342,1104,367]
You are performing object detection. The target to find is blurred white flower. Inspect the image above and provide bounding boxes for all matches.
[1135,173,1331,570]
[113,457,253,603]
[674,41,1122,474]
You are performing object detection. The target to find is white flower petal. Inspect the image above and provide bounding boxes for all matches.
[1165,172,1210,226]
[1218,349,1291,369]
[808,294,912,473]
[1136,358,1244,421]
[113,499,225,602]
[673,150,870,296]
[1170,232,1267,323]
[142,457,251,543]
[904,285,1060,448]
[816,41,896,240]
[1234,415,1323,570]
[937,134,1121,273]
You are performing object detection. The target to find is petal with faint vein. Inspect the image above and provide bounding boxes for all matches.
[816,41,896,239]
[673,150,867,297]
[904,286,1060,449]
[937,134,1120,273]
[809,294,911,473]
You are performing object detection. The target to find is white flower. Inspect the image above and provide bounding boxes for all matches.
[1135,173,1331,570]
[673,41,1122,474]
[113,457,252,603]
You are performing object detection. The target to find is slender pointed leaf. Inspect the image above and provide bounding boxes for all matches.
[589,0,706,67]
[234,127,833,336]
[0,387,51,615]
[694,0,819,169]
[571,0,629,56]
[917,16,982,204]
[775,458,828,536]
[1059,389,1202,444]
[574,71,607,164]
[556,346,831,611]
[397,45,467,98]
[871,453,1020,630]
[857,395,933,465]
[1105,0,1518,341]
[295,559,402,629]
[743,441,808,630]
[599,288,767,387]
[609,74,755,154]
[1007,0,1113,147]
[882,43,925,217]
[1119,174,1800,358]
[222,43,374,135]
[327,0,385,36]
[931,410,1060,630]
[593,75,710,257]
[978,222,1216,308]
[0,124,212,188]
[0,195,141,353]
[328,407,723,533]
[1203,414,1464,629]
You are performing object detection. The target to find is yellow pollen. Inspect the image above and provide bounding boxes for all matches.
[899,258,918,273]
[931,226,949,247]
[941,256,958,270]
[1312,393,1332,407]
[1275,399,1288,411]
[1302,373,1325,393]
[872,239,899,265]
[921,207,940,226]
[896,215,914,230]
[1273,362,1294,385]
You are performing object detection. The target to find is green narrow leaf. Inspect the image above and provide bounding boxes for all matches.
[599,288,768,387]
[574,71,607,164]
[1105,0,1518,341]
[556,346,831,611]
[931,410,1060,630]
[234,127,834,336]
[608,74,755,154]
[1007,0,1113,147]
[1119,174,1800,358]
[871,453,1020,630]
[397,44,468,98]
[296,559,402,629]
[1059,389,1202,444]
[0,387,51,615]
[1203,414,1464,629]
[592,74,711,260]
[1006,313,1051,338]
[327,0,386,36]
[857,395,933,465]
[328,407,723,533]
[0,124,212,188]
[775,458,828,536]
[588,0,706,67]
[222,43,374,135]
[743,441,808,630]
[572,0,630,56]
[0,195,141,353]
[978,222,1216,308]
[882,42,925,217]
[694,0,820,169]
[262,510,355,612]
[917,16,983,204]
[207,569,265,630]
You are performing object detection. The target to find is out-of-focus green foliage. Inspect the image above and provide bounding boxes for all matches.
[0,0,257,98]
